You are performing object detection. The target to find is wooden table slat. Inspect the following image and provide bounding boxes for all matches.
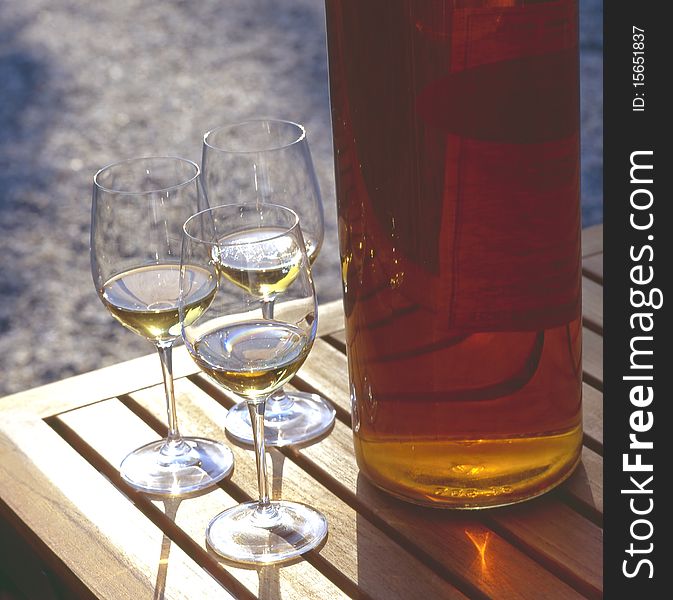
[582,383,604,452]
[582,277,603,333]
[562,446,604,519]
[582,327,604,390]
[581,224,603,258]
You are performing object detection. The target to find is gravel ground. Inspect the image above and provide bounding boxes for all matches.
[0,0,602,397]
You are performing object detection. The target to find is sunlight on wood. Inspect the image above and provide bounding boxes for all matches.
[465,529,492,571]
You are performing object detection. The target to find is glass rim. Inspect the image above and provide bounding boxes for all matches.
[203,119,307,154]
[93,156,200,196]
[183,202,302,246]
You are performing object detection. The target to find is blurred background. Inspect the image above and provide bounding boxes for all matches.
[0,0,602,397]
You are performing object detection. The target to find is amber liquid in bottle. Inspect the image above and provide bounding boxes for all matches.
[325,0,583,507]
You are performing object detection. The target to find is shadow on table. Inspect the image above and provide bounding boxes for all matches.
[153,498,183,600]
[353,455,599,597]
[197,450,311,600]
[148,482,226,600]
[354,472,506,597]
[562,459,600,517]
[150,492,286,600]
[256,566,281,600]
[255,450,326,600]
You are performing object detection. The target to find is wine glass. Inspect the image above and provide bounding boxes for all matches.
[202,119,335,446]
[91,156,235,495]
[181,203,328,564]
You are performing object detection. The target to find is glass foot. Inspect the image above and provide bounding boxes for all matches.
[225,391,336,446]
[206,500,328,565]
[120,437,234,496]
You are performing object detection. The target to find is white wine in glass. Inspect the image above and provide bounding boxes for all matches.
[181,203,328,564]
[101,264,216,341]
[213,228,304,298]
[191,320,311,399]
[202,119,335,447]
[91,156,234,496]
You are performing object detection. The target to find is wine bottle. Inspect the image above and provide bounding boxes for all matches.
[325,0,582,507]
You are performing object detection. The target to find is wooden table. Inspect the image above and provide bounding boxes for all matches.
[0,225,603,600]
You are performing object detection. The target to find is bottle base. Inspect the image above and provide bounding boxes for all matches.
[354,425,583,509]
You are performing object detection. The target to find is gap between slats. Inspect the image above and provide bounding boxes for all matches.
[582,255,603,285]
[582,328,603,393]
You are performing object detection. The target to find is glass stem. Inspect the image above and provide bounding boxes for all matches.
[261,297,275,320]
[248,400,271,509]
[157,343,187,455]
[260,298,295,414]
[268,388,294,412]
